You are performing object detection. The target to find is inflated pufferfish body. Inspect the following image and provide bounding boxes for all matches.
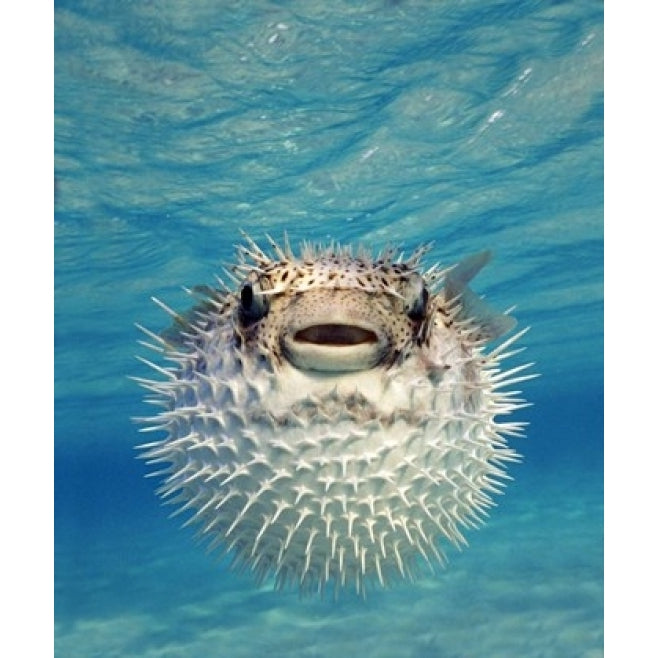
[136,236,533,597]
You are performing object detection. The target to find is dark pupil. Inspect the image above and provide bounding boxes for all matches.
[408,288,428,321]
[241,284,253,309]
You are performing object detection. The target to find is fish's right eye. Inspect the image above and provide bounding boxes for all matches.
[241,283,254,309]
[239,279,269,324]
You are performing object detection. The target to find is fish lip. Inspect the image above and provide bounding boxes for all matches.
[282,323,389,372]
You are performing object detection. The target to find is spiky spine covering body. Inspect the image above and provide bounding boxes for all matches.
[136,241,531,597]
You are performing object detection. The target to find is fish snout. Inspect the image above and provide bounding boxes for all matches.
[281,297,390,372]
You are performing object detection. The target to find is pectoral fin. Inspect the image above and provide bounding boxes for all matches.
[444,251,516,342]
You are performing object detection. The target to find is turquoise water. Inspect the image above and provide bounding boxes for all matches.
[55,1,603,656]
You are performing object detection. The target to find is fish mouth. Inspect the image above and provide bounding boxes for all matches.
[294,324,378,346]
[284,323,386,372]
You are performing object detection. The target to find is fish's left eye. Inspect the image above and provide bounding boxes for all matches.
[404,275,429,321]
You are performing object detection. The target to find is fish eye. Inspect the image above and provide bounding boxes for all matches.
[404,275,429,321]
[239,278,270,324]
[241,283,254,309]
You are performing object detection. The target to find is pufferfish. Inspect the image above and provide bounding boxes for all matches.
[135,235,533,597]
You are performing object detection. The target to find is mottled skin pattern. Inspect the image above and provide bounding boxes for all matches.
[189,244,434,369]
[137,237,532,597]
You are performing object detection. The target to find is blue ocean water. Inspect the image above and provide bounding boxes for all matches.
[54,1,603,656]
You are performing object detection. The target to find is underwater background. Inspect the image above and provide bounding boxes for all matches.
[54,1,603,656]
